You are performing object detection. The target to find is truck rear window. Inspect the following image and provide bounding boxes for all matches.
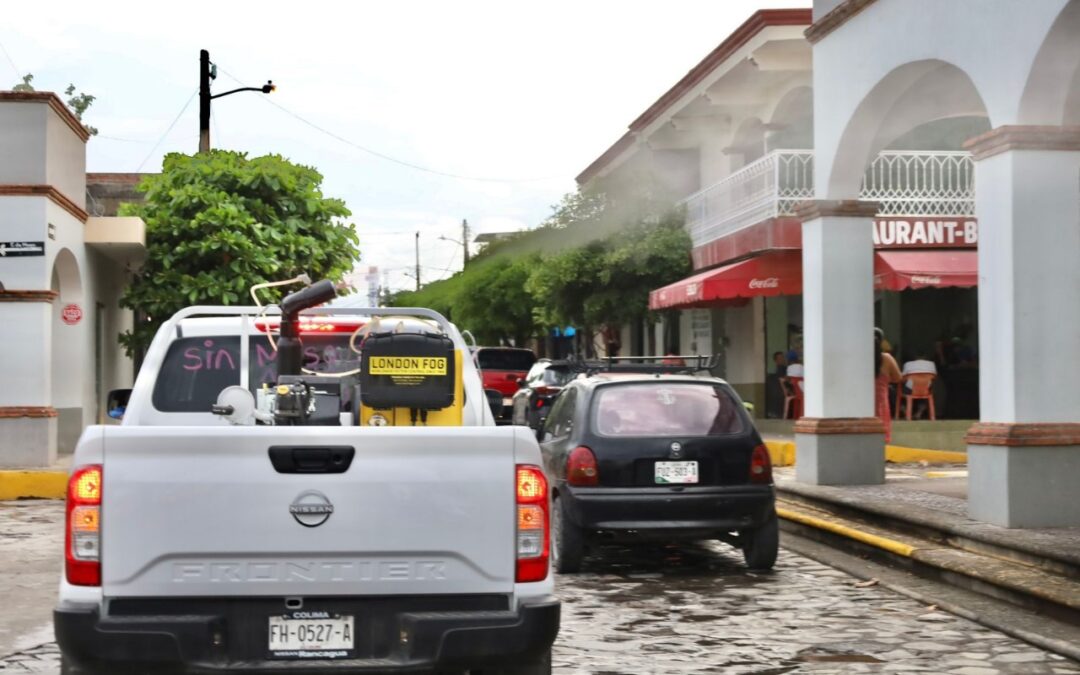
[477,349,536,372]
[591,383,745,437]
[152,335,358,412]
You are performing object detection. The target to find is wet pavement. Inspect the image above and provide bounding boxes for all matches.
[2,499,1079,673]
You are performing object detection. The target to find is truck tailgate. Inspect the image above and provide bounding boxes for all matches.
[101,426,519,598]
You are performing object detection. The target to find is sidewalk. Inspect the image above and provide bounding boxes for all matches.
[773,463,1080,660]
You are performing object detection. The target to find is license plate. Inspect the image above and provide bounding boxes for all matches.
[268,614,354,656]
[502,397,514,407]
[655,461,699,484]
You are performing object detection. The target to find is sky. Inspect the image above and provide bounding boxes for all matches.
[1,0,810,296]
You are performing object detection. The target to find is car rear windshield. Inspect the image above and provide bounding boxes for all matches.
[152,335,358,412]
[477,349,536,372]
[542,367,575,386]
[591,383,745,437]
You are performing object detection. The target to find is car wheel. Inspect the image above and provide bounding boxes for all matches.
[741,511,779,570]
[472,649,552,675]
[552,495,585,574]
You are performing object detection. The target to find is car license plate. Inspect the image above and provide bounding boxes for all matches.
[502,397,514,407]
[655,461,699,484]
[268,614,354,656]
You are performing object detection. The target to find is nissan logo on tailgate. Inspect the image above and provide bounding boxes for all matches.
[290,490,334,528]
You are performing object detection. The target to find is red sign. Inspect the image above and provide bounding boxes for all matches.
[61,304,83,325]
[873,218,977,248]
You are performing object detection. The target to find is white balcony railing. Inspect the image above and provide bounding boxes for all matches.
[683,149,975,248]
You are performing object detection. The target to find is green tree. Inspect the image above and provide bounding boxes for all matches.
[9,74,99,135]
[119,150,361,355]
[455,256,539,345]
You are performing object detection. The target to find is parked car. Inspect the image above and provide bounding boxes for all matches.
[474,347,538,420]
[539,371,777,573]
[511,359,578,431]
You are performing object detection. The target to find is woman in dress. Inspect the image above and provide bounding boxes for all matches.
[875,328,902,442]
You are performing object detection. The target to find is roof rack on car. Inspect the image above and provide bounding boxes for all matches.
[561,354,720,376]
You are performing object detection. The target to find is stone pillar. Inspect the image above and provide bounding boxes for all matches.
[0,291,58,467]
[793,200,885,485]
[963,126,1080,527]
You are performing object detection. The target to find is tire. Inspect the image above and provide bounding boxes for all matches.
[474,649,552,675]
[552,496,585,574]
[742,511,779,570]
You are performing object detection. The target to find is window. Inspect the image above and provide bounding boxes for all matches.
[591,383,745,437]
[152,335,359,412]
[477,349,536,372]
[542,388,577,440]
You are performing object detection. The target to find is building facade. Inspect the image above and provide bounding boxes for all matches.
[0,92,146,467]
[577,1,1080,527]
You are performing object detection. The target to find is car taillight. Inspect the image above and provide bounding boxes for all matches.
[515,465,549,583]
[534,386,560,397]
[749,444,772,484]
[567,446,599,487]
[66,465,102,586]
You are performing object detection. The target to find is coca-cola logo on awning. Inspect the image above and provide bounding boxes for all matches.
[748,277,779,289]
[910,275,942,285]
[685,282,700,297]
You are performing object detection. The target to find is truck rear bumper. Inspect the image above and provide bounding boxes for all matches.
[55,595,559,673]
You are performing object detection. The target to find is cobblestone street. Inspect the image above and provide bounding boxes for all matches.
[2,500,1078,674]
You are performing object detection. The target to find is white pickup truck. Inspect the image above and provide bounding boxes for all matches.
[54,290,559,674]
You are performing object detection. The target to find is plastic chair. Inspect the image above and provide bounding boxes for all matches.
[900,373,936,420]
[780,376,804,419]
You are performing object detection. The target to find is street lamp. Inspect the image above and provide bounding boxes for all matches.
[439,219,471,265]
[199,49,274,153]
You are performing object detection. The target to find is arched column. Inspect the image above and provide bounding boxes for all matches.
[963,125,1080,527]
[793,199,884,485]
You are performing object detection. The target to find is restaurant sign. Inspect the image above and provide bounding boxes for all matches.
[873,218,977,248]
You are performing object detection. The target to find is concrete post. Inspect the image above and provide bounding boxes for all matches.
[0,295,58,467]
[963,126,1080,527]
[793,200,885,485]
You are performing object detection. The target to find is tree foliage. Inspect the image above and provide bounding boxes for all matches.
[11,75,98,135]
[119,150,361,355]
[396,183,691,351]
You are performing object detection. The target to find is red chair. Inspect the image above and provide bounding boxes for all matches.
[899,373,936,420]
[781,376,804,419]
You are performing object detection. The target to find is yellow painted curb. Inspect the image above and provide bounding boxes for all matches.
[777,506,917,557]
[0,471,68,500]
[885,445,967,464]
[765,440,796,467]
[763,439,966,466]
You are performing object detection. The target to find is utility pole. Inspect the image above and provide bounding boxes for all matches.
[461,219,470,265]
[197,49,275,154]
[414,231,421,291]
[199,49,212,153]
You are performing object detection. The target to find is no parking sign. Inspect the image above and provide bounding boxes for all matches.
[61,304,83,325]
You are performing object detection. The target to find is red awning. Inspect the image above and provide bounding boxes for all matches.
[650,250,978,311]
[874,250,978,291]
[649,251,803,310]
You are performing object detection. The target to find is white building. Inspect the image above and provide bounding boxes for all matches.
[0,91,146,467]
[578,1,1079,527]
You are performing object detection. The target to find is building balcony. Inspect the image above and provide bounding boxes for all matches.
[682,149,975,249]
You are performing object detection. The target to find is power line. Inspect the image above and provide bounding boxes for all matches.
[136,91,197,172]
[0,37,22,81]
[217,67,561,184]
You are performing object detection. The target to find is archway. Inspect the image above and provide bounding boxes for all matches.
[826,60,991,200]
[766,85,813,151]
[50,248,85,454]
[1019,0,1080,124]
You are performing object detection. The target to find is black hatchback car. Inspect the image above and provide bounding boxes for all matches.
[539,373,777,572]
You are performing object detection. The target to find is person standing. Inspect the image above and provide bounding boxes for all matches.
[875,328,902,442]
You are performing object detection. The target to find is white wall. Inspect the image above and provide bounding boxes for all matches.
[46,108,87,209]
[0,103,46,184]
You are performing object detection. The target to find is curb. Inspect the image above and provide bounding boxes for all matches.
[764,439,966,467]
[0,471,67,500]
[776,506,915,557]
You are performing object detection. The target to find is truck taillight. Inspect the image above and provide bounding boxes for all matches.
[515,465,549,583]
[567,446,599,486]
[749,444,772,484]
[66,465,102,586]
